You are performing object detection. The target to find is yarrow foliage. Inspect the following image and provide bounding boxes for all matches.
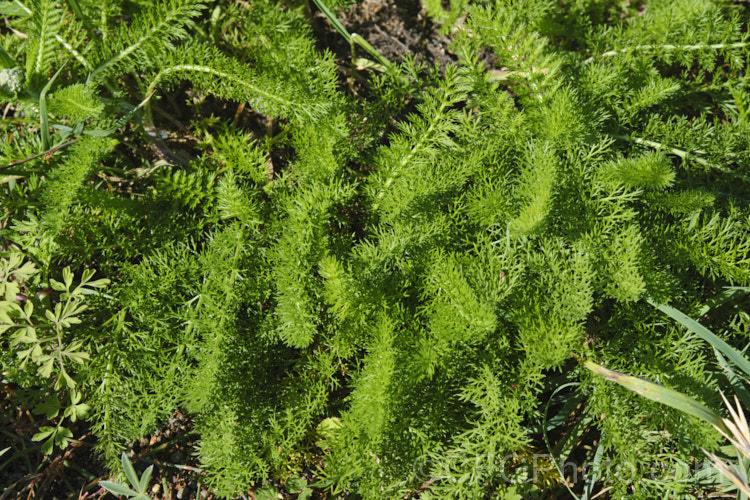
[1,0,750,499]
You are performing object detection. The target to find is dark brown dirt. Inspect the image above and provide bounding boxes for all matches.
[314,0,458,70]
[0,396,207,499]
[0,387,106,499]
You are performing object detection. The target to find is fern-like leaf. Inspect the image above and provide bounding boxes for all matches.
[25,0,64,84]
[145,42,334,121]
[48,83,104,122]
[90,0,206,81]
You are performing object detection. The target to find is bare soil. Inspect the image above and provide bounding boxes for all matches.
[314,0,457,70]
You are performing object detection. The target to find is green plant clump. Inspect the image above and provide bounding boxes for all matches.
[1,0,750,498]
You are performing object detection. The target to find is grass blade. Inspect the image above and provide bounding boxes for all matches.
[697,288,749,316]
[715,350,750,410]
[310,0,351,42]
[63,0,95,40]
[543,381,583,500]
[39,63,67,151]
[582,359,728,434]
[351,34,392,70]
[650,300,750,378]
[0,45,16,69]
[310,0,392,69]
[581,438,604,500]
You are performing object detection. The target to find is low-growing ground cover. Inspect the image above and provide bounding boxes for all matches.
[1,0,750,498]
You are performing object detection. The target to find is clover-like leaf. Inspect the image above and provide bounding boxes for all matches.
[86,277,110,289]
[32,425,72,454]
[62,267,73,291]
[62,314,83,326]
[22,300,33,319]
[33,394,61,419]
[38,357,55,378]
[16,326,38,343]
[44,308,57,323]
[49,279,66,292]
[316,417,343,448]
[63,348,89,364]
[31,426,56,442]
[64,392,90,422]
[79,268,96,285]
[16,344,41,369]
[4,281,19,302]
[12,259,37,282]
[55,368,77,390]
[254,486,279,500]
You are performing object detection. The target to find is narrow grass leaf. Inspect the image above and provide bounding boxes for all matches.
[698,288,750,316]
[582,438,605,500]
[39,64,67,152]
[311,0,351,42]
[650,300,750,378]
[715,350,750,410]
[583,359,728,434]
[0,45,15,69]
